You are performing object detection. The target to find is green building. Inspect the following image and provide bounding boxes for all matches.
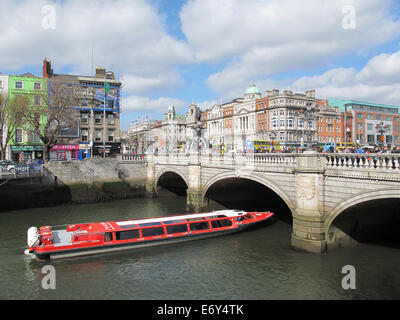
[8,73,47,161]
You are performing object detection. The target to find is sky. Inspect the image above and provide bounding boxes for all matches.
[1,0,400,130]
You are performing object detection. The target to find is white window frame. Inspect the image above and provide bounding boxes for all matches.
[15,81,23,90]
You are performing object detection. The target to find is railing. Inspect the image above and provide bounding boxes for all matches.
[118,154,147,161]
[321,153,400,170]
[119,151,400,172]
[0,165,43,180]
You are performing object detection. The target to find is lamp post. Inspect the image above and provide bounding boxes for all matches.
[299,104,318,151]
[375,121,389,147]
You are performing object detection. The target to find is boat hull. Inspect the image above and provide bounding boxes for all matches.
[34,218,265,260]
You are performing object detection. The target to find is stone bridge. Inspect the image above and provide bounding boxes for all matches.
[142,151,400,253]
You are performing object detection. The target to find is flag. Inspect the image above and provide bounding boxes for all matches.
[104,82,111,97]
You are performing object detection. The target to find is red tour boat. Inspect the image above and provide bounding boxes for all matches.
[24,210,274,260]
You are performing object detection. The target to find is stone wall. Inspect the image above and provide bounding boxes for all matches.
[44,159,147,204]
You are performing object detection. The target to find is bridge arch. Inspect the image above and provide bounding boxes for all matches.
[326,188,400,230]
[202,171,296,213]
[155,168,189,190]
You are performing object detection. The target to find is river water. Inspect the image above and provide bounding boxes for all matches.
[0,194,399,300]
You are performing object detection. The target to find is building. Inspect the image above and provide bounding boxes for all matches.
[265,89,317,148]
[8,73,46,162]
[43,59,122,159]
[328,99,400,146]
[316,99,342,147]
[128,118,155,154]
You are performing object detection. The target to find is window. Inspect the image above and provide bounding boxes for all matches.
[34,82,42,90]
[15,81,23,90]
[189,222,209,231]
[116,230,140,240]
[95,129,102,142]
[81,129,88,142]
[142,227,165,237]
[15,129,23,143]
[81,113,89,124]
[357,113,363,119]
[211,219,233,228]
[32,133,41,143]
[166,224,188,234]
[108,129,115,142]
[108,114,115,125]
[33,95,42,106]
[0,80,3,89]
[104,232,113,242]
[367,123,373,130]
[95,113,102,124]
[82,99,88,108]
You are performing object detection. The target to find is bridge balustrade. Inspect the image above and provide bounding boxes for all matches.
[121,152,400,172]
[322,153,400,171]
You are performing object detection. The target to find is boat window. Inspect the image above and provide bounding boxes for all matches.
[166,224,188,234]
[212,219,233,228]
[189,222,209,231]
[207,215,226,219]
[142,227,165,237]
[244,214,253,220]
[120,224,138,229]
[163,219,186,225]
[116,230,140,240]
[186,217,206,222]
[237,216,247,222]
[138,222,163,227]
[104,232,113,242]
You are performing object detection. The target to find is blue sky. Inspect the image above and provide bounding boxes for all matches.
[1,0,400,130]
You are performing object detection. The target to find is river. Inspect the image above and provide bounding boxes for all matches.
[0,194,399,300]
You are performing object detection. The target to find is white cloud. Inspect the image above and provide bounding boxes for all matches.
[121,71,183,95]
[179,0,400,95]
[0,0,193,94]
[356,51,400,85]
[292,50,400,106]
[122,95,187,114]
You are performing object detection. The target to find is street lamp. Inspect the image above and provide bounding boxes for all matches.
[375,121,389,147]
[299,104,318,151]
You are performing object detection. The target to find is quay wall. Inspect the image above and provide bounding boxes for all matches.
[0,159,147,213]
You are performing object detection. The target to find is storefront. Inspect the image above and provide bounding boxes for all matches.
[92,142,121,157]
[10,145,43,162]
[78,143,92,160]
[49,145,79,161]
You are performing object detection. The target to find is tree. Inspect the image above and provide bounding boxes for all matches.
[0,93,30,160]
[24,80,79,162]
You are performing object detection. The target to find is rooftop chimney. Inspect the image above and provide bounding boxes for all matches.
[95,67,106,78]
[42,58,53,78]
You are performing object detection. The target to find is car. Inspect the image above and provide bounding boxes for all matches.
[0,160,18,173]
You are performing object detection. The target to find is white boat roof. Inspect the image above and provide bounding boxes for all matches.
[116,210,246,227]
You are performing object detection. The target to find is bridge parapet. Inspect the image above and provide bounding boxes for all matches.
[322,153,400,171]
